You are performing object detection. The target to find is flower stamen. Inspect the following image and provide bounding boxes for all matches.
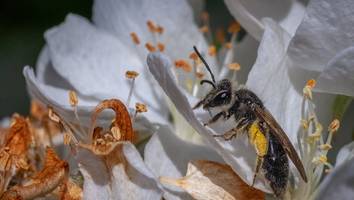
[125,70,139,108]
[145,42,157,52]
[130,32,140,45]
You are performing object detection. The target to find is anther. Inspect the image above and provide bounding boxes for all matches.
[156,26,164,34]
[196,72,204,79]
[157,42,165,52]
[228,21,241,34]
[228,63,241,71]
[145,42,157,52]
[208,45,216,56]
[135,103,148,113]
[328,119,340,133]
[319,144,332,150]
[312,155,328,165]
[125,70,139,108]
[125,70,139,79]
[130,32,140,45]
[225,42,233,49]
[133,103,148,122]
[199,26,209,33]
[175,59,192,73]
[147,20,157,33]
[69,90,78,107]
[306,79,316,89]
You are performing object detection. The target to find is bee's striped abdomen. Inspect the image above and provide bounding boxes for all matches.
[262,132,289,197]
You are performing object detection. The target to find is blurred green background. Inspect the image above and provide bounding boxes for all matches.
[0,0,233,118]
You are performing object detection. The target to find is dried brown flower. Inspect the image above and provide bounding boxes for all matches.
[160,160,264,200]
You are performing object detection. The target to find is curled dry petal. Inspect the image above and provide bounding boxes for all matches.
[91,99,134,142]
[1,147,69,199]
[57,179,83,200]
[160,160,264,200]
[0,115,33,195]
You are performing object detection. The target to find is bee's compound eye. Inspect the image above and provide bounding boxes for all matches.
[221,93,227,98]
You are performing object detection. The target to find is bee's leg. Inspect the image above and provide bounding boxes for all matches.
[203,111,227,126]
[252,156,264,186]
[192,99,204,110]
[248,121,268,186]
[213,120,248,140]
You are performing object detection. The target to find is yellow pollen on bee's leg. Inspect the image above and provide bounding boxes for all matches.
[248,122,267,157]
[125,70,139,108]
[130,32,140,45]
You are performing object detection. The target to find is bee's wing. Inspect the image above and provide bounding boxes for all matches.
[254,105,308,182]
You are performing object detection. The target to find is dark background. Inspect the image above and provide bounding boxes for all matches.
[0,0,233,118]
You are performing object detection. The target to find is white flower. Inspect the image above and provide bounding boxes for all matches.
[23,0,227,199]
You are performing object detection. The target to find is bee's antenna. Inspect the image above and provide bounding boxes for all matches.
[193,46,216,83]
[200,80,216,89]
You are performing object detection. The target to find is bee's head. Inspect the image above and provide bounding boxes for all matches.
[193,79,232,110]
[191,46,233,110]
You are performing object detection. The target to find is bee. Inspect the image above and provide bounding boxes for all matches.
[192,46,307,197]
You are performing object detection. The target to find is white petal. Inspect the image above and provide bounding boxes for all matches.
[335,141,354,167]
[316,158,354,200]
[147,52,271,192]
[246,19,301,144]
[23,66,97,126]
[224,0,305,40]
[315,46,354,97]
[92,0,212,63]
[43,14,167,122]
[77,149,111,200]
[287,0,354,83]
[144,124,223,200]
[78,143,163,200]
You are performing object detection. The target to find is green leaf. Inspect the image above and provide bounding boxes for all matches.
[332,95,353,120]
